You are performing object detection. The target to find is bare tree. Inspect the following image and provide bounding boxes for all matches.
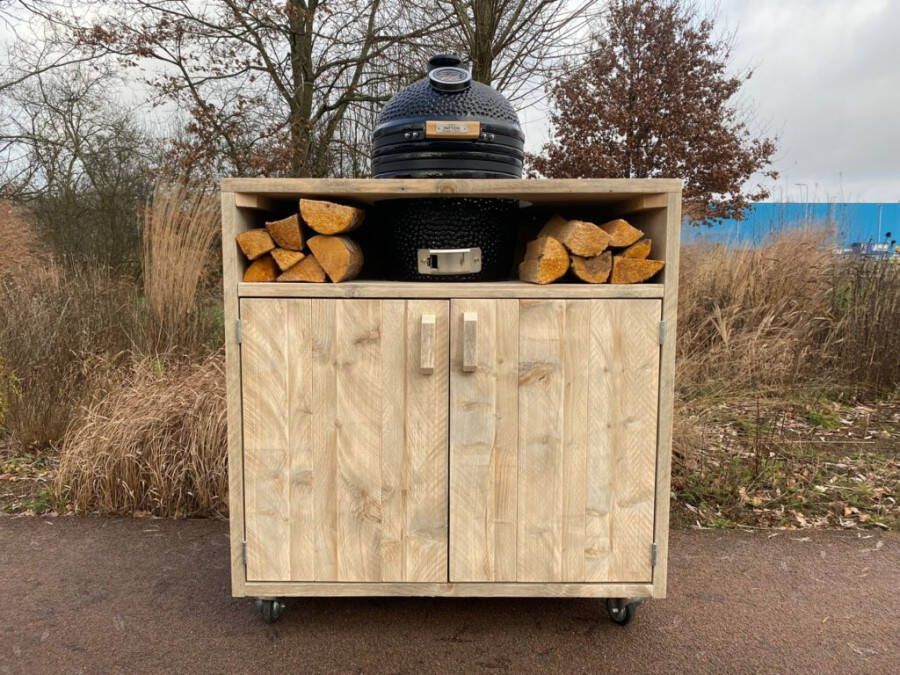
[0,64,155,264]
[441,0,596,103]
[36,0,450,177]
[0,1,103,93]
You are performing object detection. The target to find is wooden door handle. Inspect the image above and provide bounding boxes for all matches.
[462,311,477,372]
[420,313,435,375]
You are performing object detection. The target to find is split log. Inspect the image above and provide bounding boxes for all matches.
[277,254,327,282]
[538,215,610,256]
[271,247,305,271]
[599,218,644,248]
[236,229,275,260]
[518,236,569,284]
[610,257,665,284]
[242,255,278,282]
[621,238,652,259]
[571,250,612,284]
[300,199,365,235]
[307,235,364,282]
[265,214,304,251]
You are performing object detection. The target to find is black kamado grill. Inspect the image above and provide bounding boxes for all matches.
[372,55,524,281]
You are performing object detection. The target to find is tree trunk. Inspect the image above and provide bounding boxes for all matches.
[288,0,316,176]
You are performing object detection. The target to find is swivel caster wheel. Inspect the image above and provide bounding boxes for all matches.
[606,598,639,626]
[255,598,285,624]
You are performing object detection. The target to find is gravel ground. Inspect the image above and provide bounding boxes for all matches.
[0,516,896,674]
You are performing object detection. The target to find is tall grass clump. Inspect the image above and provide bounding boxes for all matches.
[55,352,227,517]
[141,181,221,352]
[678,228,833,396]
[677,227,899,397]
[827,254,900,392]
[0,264,146,445]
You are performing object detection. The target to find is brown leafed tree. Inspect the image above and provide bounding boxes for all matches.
[529,0,777,223]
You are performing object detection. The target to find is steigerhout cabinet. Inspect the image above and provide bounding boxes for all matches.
[222,178,680,601]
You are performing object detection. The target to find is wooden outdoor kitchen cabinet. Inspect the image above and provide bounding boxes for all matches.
[221,178,681,615]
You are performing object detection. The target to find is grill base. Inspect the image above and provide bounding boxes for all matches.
[376,198,518,281]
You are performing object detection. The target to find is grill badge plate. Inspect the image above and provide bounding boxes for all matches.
[425,120,481,139]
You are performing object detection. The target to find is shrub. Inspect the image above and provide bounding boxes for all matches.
[55,352,227,517]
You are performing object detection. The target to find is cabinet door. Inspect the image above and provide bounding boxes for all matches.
[449,299,661,583]
[240,298,449,582]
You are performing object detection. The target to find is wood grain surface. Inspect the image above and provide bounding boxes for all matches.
[240,298,449,582]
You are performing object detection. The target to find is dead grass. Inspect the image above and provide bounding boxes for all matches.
[677,228,899,396]
[142,181,220,352]
[55,352,227,517]
[0,265,145,445]
[0,200,51,280]
[674,228,899,530]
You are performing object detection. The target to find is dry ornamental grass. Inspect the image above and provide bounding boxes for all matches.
[141,181,220,352]
[55,353,227,517]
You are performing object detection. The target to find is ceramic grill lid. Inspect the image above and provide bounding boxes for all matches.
[371,55,525,178]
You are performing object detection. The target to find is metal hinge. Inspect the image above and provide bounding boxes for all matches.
[650,542,658,567]
[235,319,243,345]
[241,540,247,568]
[658,321,666,345]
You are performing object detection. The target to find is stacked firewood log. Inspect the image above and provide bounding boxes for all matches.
[519,215,665,284]
[236,199,365,282]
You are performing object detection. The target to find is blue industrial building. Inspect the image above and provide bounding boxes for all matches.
[685,203,900,254]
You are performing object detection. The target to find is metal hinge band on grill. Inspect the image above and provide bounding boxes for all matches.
[658,321,666,345]
[235,319,242,345]
[241,540,247,568]
[651,542,658,567]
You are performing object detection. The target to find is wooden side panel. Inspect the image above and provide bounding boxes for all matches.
[221,192,249,596]
[240,299,448,582]
[653,190,682,596]
[449,300,519,581]
[587,300,661,582]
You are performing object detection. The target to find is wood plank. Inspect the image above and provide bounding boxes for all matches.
[234,193,274,210]
[653,189,682,597]
[334,300,384,581]
[561,301,590,582]
[517,300,566,582]
[220,178,683,202]
[449,300,518,581]
[221,192,248,596]
[241,581,654,598]
[611,193,668,215]
[379,301,406,582]
[286,299,315,580]
[240,299,291,581]
[404,301,450,582]
[238,281,665,300]
[589,300,661,582]
[310,299,339,580]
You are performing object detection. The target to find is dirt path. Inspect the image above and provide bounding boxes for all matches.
[0,517,896,674]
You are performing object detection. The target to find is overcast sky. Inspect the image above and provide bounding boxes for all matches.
[523,0,900,203]
[3,1,898,202]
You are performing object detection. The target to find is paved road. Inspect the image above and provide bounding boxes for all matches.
[0,517,896,674]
